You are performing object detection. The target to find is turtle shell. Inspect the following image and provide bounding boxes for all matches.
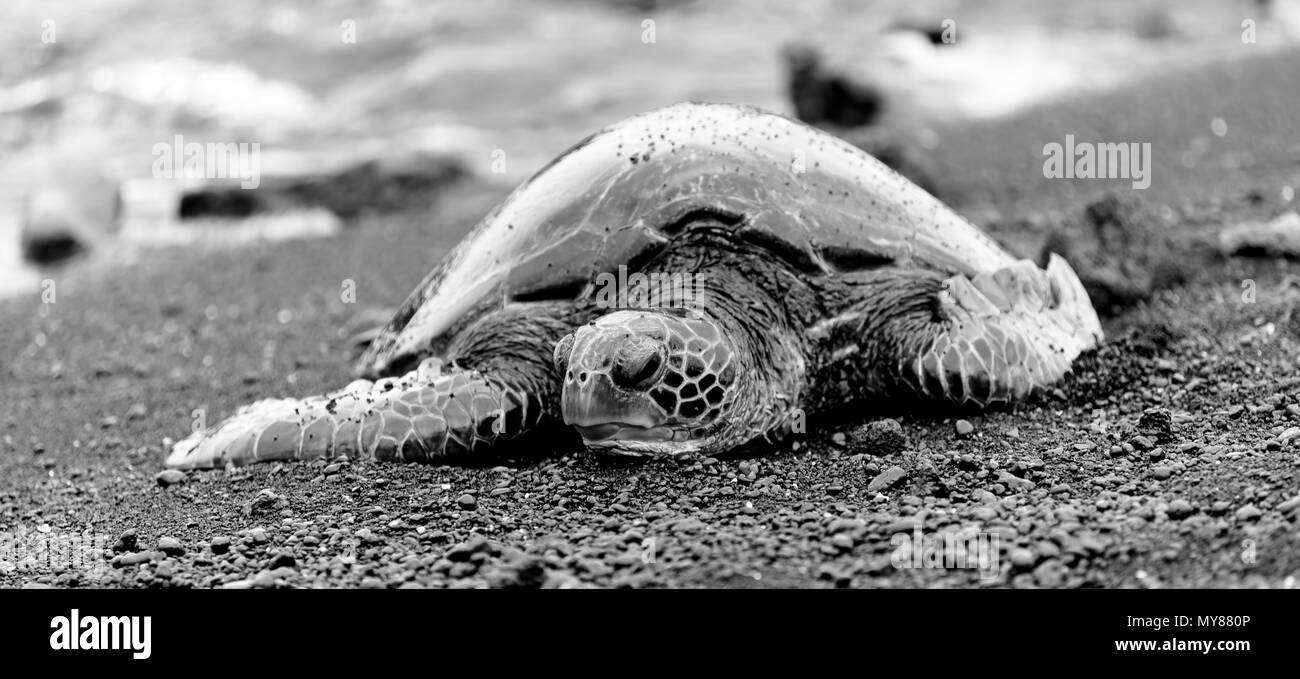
[360,102,1015,376]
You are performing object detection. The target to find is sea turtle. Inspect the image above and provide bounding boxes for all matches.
[165,102,1102,469]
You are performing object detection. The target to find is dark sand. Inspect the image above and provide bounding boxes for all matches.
[3,49,1300,588]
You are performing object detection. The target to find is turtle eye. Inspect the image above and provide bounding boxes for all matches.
[553,333,575,373]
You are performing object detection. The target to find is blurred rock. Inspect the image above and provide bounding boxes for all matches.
[1218,211,1300,257]
[1041,193,1189,316]
[178,150,467,221]
[785,43,884,129]
[21,163,120,265]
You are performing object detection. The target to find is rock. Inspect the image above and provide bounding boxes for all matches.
[155,469,188,487]
[210,536,232,554]
[1137,408,1174,443]
[784,43,884,128]
[848,418,907,454]
[157,537,184,557]
[1150,466,1172,480]
[243,488,284,517]
[118,551,156,567]
[1219,211,1300,257]
[1010,548,1037,570]
[1130,435,1155,452]
[1279,427,1300,443]
[1234,504,1262,522]
[456,493,478,510]
[1166,499,1195,519]
[954,419,974,436]
[126,403,149,420]
[268,551,296,569]
[1042,193,1186,315]
[112,529,139,554]
[867,466,907,493]
[1032,559,1067,587]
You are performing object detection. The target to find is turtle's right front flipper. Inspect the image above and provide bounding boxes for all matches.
[165,365,563,468]
[166,302,589,469]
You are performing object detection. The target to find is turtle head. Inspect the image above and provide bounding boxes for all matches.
[554,309,746,456]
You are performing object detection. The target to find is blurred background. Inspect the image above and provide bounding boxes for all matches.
[3,0,1299,300]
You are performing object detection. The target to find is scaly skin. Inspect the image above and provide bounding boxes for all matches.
[166,302,590,468]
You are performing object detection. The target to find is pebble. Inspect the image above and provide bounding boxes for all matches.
[848,418,906,454]
[210,536,232,554]
[1234,504,1262,522]
[268,551,296,569]
[1279,427,1300,443]
[1032,559,1066,587]
[127,403,149,420]
[456,493,478,510]
[157,537,184,556]
[954,419,974,436]
[1010,548,1037,569]
[1137,408,1174,443]
[1166,499,1195,519]
[1277,494,1300,517]
[118,551,155,567]
[1130,435,1155,452]
[155,469,188,487]
[1150,466,1172,480]
[867,466,907,493]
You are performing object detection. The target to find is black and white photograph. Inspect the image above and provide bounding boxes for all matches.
[0,0,1296,663]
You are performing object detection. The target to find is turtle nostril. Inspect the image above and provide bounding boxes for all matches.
[611,342,666,391]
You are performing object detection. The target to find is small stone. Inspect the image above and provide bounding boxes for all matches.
[1279,427,1300,443]
[1277,494,1300,517]
[157,537,184,557]
[954,419,974,436]
[1010,548,1037,569]
[456,493,478,510]
[248,528,269,544]
[1166,499,1195,519]
[113,529,139,554]
[323,463,342,475]
[867,466,907,493]
[210,536,232,554]
[268,551,296,569]
[1234,504,1262,522]
[100,416,119,429]
[127,403,149,420]
[1032,559,1066,587]
[1137,408,1174,443]
[155,469,188,487]
[848,418,906,454]
[252,571,276,588]
[1150,466,1172,480]
[830,432,847,447]
[1130,435,1155,451]
[1287,404,1300,419]
[118,551,156,567]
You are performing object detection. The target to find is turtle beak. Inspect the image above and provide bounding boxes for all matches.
[561,370,662,431]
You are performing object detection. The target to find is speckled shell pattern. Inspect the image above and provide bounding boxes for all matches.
[360,102,1032,378]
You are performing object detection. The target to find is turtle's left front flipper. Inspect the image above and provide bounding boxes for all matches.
[893,254,1103,406]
